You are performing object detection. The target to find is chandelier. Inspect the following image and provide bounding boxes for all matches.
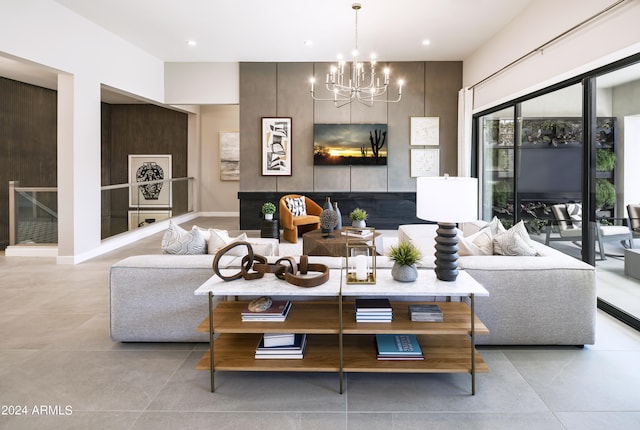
[309,3,403,108]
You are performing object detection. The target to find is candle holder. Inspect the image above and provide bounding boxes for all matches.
[345,227,376,284]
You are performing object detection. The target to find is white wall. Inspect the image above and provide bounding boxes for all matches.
[0,0,166,262]
[199,105,240,215]
[465,0,640,113]
[165,62,239,104]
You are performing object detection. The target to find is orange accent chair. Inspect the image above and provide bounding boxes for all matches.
[279,194,322,243]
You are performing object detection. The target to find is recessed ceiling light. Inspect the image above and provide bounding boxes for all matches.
[422,40,431,46]
[304,40,313,46]
[187,40,197,47]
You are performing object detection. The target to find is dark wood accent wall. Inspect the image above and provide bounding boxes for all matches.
[239,192,430,230]
[0,77,57,248]
[101,103,188,236]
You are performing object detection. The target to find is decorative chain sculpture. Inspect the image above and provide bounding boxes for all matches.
[212,241,330,288]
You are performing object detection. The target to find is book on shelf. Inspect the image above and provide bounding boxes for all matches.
[355,298,392,312]
[241,300,291,321]
[408,304,443,322]
[376,354,425,361]
[262,333,296,347]
[255,333,307,359]
[375,334,423,358]
[341,229,373,238]
[256,334,306,352]
[356,314,392,322]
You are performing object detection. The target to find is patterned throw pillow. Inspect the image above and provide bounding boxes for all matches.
[493,221,538,256]
[565,203,582,229]
[285,196,307,216]
[161,221,207,255]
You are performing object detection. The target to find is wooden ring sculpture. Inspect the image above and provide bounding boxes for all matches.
[212,241,255,281]
[212,242,329,287]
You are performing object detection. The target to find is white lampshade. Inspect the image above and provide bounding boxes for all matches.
[416,176,478,222]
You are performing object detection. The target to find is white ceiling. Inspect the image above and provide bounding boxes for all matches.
[50,0,534,63]
[4,0,639,102]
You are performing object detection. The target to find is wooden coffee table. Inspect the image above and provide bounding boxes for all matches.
[302,228,383,257]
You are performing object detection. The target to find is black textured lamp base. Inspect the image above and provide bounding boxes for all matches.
[434,222,459,282]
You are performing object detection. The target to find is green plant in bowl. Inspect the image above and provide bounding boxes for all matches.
[388,241,422,282]
[349,208,368,221]
[388,241,422,266]
[261,202,276,215]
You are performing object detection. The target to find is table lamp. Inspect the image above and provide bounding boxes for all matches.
[416,175,478,281]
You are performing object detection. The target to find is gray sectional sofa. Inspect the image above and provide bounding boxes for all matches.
[110,225,596,346]
[398,223,596,345]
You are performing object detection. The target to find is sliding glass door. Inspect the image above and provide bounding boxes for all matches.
[474,53,640,329]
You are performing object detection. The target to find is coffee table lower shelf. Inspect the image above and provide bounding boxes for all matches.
[196,333,341,372]
[342,334,489,373]
[196,332,488,383]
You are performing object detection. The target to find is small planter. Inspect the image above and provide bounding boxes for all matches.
[391,263,418,282]
[264,213,273,221]
[352,219,366,228]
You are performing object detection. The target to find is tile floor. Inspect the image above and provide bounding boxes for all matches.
[1,217,640,429]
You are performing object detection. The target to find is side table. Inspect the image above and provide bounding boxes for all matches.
[624,248,640,280]
[260,219,280,239]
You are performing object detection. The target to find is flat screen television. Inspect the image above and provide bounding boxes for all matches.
[313,123,388,166]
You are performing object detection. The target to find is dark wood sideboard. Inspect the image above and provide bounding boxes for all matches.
[238,192,431,230]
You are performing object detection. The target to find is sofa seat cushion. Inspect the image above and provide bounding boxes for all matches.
[292,215,320,226]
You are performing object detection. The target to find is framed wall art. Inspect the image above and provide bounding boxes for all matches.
[219,131,240,181]
[410,148,440,177]
[411,116,440,146]
[128,210,172,230]
[128,154,172,208]
[262,117,292,176]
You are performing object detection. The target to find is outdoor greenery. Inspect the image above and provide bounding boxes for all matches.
[596,149,616,172]
[596,179,616,209]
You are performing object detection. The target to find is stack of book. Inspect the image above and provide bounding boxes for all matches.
[241,300,291,322]
[355,298,392,322]
[408,304,443,322]
[254,333,307,359]
[375,334,424,360]
[341,229,373,238]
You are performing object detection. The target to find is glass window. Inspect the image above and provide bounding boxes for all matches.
[479,107,515,227]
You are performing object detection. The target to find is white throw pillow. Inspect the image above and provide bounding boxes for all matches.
[207,229,250,256]
[492,221,538,256]
[285,196,307,216]
[458,228,493,256]
[565,203,582,229]
[194,225,211,242]
[483,216,507,236]
[161,222,207,255]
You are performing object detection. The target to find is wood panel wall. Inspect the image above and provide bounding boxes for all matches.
[0,77,57,248]
[238,61,463,229]
[101,103,188,236]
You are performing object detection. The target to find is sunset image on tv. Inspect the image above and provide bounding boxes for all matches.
[313,123,388,166]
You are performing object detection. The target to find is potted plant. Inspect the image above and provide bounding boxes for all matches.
[387,241,422,282]
[261,202,276,220]
[349,208,368,228]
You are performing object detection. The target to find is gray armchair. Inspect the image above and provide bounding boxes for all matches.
[545,203,633,260]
